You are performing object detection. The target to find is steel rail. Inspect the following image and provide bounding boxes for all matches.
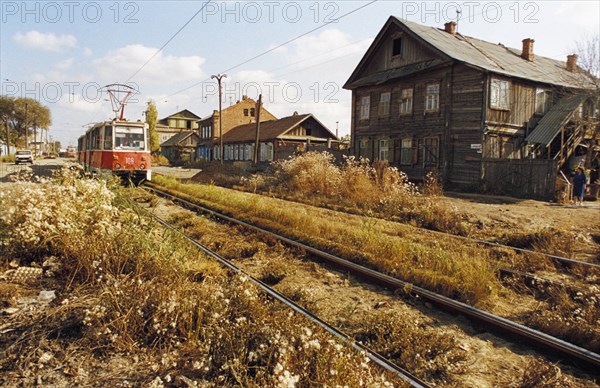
[143,184,600,372]
[138,205,430,387]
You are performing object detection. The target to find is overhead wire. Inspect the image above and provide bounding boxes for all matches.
[124,0,214,84]
[163,0,380,99]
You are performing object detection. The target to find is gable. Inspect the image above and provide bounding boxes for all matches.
[345,17,449,89]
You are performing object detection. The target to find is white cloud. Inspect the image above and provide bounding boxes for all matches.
[92,44,206,85]
[13,31,77,52]
[83,47,93,57]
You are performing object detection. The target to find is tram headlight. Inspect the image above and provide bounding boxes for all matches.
[115,163,121,169]
[139,163,145,170]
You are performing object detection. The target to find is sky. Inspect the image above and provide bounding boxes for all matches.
[1,0,599,146]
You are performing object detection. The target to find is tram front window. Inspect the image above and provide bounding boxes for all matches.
[115,126,145,150]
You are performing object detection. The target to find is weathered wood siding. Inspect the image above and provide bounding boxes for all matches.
[353,66,450,179]
[363,27,441,75]
[482,159,558,199]
[448,65,486,183]
[485,76,538,129]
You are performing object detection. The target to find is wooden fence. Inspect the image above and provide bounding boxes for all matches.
[482,159,558,200]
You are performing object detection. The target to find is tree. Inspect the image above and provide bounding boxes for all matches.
[146,99,160,154]
[0,96,51,148]
[573,34,600,174]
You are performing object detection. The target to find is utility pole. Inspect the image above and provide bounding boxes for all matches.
[3,114,9,156]
[211,74,227,164]
[25,103,29,150]
[336,121,339,139]
[254,94,262,164]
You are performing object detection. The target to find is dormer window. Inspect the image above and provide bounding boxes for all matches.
[392,38,402,57]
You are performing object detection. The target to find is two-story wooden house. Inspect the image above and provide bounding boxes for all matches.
[344,17,597,195]
[156,109,201,146]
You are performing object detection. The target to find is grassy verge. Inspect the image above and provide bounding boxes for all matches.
[0,167,405,386]
[152,175,600,353]
[153,174,500,306]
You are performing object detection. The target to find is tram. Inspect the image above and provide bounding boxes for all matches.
[77,119,151,182]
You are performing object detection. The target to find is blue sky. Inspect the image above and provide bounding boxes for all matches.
[1,0,599,146]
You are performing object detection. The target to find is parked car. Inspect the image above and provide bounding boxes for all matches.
[15,150,34,164]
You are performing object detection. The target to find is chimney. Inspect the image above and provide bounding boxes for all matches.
[444,22,457,36]
[566,54,578,72]
[521,38,534,62]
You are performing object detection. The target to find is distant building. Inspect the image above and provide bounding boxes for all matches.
[217,112,339,163]
[156,109,201,146]
[160,131,200,165]
[196,95,277,160]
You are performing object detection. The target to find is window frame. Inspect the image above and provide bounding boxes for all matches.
[400,138,413,165]
[399,88,413,115]
[490,79,510,110]
[378,139,389,161]
[425,83,440,112]
[379,92,391,116]
[423,137,439,166]
[535,88,552,115]
[359,96,370,120]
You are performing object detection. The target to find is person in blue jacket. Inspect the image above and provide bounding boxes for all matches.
[573,167,587,205]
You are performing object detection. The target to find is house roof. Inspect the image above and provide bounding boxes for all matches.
[525,94,587,146]
[345,17,595,90]
[160,131,197,147]
[221,114,335,143]
[160,109,201,121]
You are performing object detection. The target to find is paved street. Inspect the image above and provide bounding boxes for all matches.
[0,157,70,184]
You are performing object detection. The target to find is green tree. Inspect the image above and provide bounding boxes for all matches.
[0,96,51,148]
[146,99,160,154]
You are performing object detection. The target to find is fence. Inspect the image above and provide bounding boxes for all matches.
[481,159,558,200]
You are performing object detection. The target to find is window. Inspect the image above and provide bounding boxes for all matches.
[103,126,113,150]
[490,79,509,109]
[358,139,369,159]
[392,38,402,56]
[244,109,249,116]
[399,88,413,114]
[535,88,552,115]
[259,142,274,161]
[423,137,439,166]
[378,139,389,161]
[115,126,145,151]
[425,84,440,112]
[379,92,391,116]
[250,108,256,117]
[359,96,370,120]
[400,138,413,165]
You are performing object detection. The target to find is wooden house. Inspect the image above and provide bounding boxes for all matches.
[344,17,598,197]
[156,109,201,146]
[218,112,338,163]
[196,96,277,160]
[160,131,200,165]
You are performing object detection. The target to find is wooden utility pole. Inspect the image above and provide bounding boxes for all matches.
[3,115,9,156]
[253,94,262,164]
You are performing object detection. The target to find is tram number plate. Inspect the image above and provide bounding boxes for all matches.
[125,157,134,165]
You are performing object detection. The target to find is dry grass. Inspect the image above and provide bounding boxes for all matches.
[153,174,499,306]
[0,167,405,386]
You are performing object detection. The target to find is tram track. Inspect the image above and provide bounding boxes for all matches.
[141,182,600,373]
[134,200,430,387]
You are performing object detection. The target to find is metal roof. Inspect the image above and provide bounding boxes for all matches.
[399,18,595,89]
[160,131,197,147]
[345,17,596,90]
[221,114,336,143]
[525,94,587,145]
